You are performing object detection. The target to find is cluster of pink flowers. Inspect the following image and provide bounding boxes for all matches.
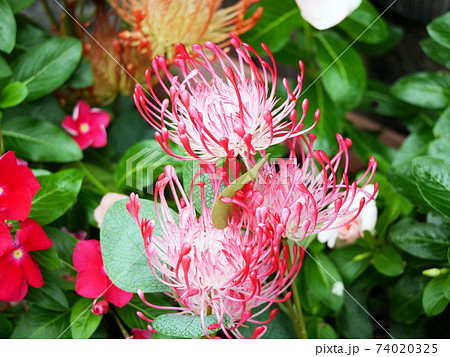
[124,35,378,338]
[0,152,52,301]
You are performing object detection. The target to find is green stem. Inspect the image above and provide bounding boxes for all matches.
[112,308,130,339]
[39,0,58,26]
[77,161,109,195]
[284,293,303,338]
[0,112,4,155]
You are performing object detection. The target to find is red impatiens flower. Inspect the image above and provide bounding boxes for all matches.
[0,151,40,221]
[61,100,110,150]
[0,219,52,301]
[73,240,133,307]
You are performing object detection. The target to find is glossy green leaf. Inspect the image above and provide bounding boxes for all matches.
[433,106,450,139]
[152,314,224,338]
[2,117,82,162]
[389,218,450,261]
[70,298,102,339]
[337,289,372,338]
[427,11,450,49]
[392,72,450,110]
[373,246,404,277]
[392,130,433,166]
[241,0,301,55]
[100,198,171,293]
[11,37,82,100]
[315,31,367,111]
[0,0,16,54]
[0,55,12,78]
[0,313,13,338]
[422,275,450,316]
[6,0,34,13]
[15,23,51,51]
[29,169,84,225]
[26,271,69,312]
[65,58,93,89]
[44,226,77,266]
[307,317,338,339]
[11,307,71,338]
[444,274,450,300]
[339,0,388,44]
[30,247,60,271]
[421,39,450,69]
[329,245,372,284]
[412,156,450,219]
[390,274,426,324]
[116,139,181,192]
[0,82,28,108]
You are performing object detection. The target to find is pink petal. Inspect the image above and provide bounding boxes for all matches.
[20,253,44,288]
[0,187,33,221]
[90,125,108,148]
[104,282,133,307]
[61,115,79,136]
[73,133,93,150]
[16,219,53,252]
[75,100,91,120]
[75,268,108,298]
[0,258,28,301]
[0,223,14,256]
[89,111,110,128]
[73,240,104,271]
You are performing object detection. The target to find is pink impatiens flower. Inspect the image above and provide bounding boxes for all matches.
[126,166,303,339]
[134,34,318,162]
[61,100,110,150]
[0,219,52,301]
[0,151,40,222]
[73,240,133,307]
[254,133,378,242]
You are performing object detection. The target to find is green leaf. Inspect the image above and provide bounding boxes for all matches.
[433,106,450,138]
[15,23,51,51]
[152,314,224,338]
[412,156,450,219]
[100,198,171,293]
[29,169,84,225]
[339,0,388,44]
[421,39,450,69]
[393,130,434,166]
[2,117,83,162]
[65,58,93,89]
[30,247,60,271]
[0,313,13,338]
[373,246,404,277]
[422,275,450,316]
[11,307,71,338]
[390,274,426,324]
[0,82,28,108]
[6,0,34,13]
[241,0,301,55]
[307,317,338,339]
[116,139,181,192]
[444,274,450,300]
[0,0,16,54]
[392,72,450,110]
[11,37,82,101]
[70,298,102,339]
[0,55,12,78]
[329,245,372,284]
[212,155,268,229]
[427,11,450,49]
[26,271,69,312]
[360,80,418,118]
[44,226,77,266]
[389,218,450,261]
[314,31,367,111]
[337,289,372,338]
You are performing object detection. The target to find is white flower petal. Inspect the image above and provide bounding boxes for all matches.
[296,0,362,30]
[360,201,378,232]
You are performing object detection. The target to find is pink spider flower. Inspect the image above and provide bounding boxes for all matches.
[61,100,110,150]
[134,34,319,162]
[253,133,378,242]
[126,166,303,338]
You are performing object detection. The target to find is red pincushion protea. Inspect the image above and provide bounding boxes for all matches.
[61,101,110,150]
[0,219,52,301]
[254,133,378,242]
[126,166,303,339]
[73,240,133,307]
[0,151,40,222]
[134,34,319,162]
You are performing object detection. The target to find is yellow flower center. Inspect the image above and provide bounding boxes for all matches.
[13,248,23,259]
[80,123,90,133]
[0,187,3,195]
